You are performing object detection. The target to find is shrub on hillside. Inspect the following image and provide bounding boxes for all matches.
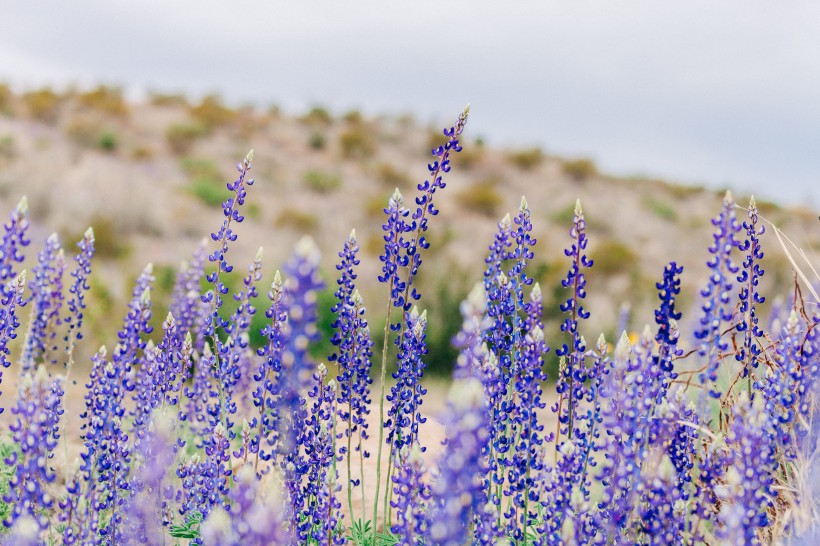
[0,84,12,116]
[77,85,129,118]
[274,208,318,232]
[458,179,503,217]
[302,170,342,193]
[189,94,236,130]
[339,125,376,159]
[166,123,208,155]
[301,105,333,125]
[562,157,598,180]
[22,87,62,124]
[508,147,544,170]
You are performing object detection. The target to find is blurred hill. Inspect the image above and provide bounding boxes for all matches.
[0,84,818,374]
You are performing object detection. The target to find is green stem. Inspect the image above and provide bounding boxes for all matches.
[372,291,394,541]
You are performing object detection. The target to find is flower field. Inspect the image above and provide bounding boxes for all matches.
[0,105,818,545]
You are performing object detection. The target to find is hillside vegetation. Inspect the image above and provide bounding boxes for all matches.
[0,83,817,372]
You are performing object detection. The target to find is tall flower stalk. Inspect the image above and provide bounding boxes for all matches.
[202,149,255,441]
[330,231,373,522]
[372,105,469,537]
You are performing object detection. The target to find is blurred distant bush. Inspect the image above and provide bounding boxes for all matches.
[0,136,15,160]
[589,238,638,276]
[65,116,118,153]
[131,146,154,161]
[642,197,678,221]
[303,170,342,193]
[148,91,189,107]
[302,106,333,125]
[166,123,208,155]
[22,88,62,124]
[189,95,236,131]
[454,142,484,170]
[364,192,391,218]
[375,162,411,189]
[508,147,544,170]
[77,85,129,118]
[0,84,12,116]
[64,215,131,260]
[274,208,318,232]
[98,131,118,152]
[339,125,376,159]
[458,179,503,217]
[182,158,229,207]
[66,117,103,147]
[190,179,230,207]
[343,109,363,124]
[308,132,326,150]
[562,158,598,181]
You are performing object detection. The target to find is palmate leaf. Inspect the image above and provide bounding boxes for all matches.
[169,511,203,540]
[347,519,402,546]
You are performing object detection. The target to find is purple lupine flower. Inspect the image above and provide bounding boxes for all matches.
[222,247,264,418]
[452,282,492,382]
[401,105,470,312]
[374,108,469,535]
[505,321,549,542]
[121,263,155,398]
[594,329,659,539]
[176,421,231,523]
[200,150,254,440]
[169,238,209,350]
[278,238,323,523]
[184,341,214,441]
[653,261,684,400]
[480,215,517,526]
[484,212,513,295]
[63,227,94,371]
[122,414,176,546]
[695,191,741,396]
[593,322,698,544]
[715,392,777,543]
[390,444,431,545]
[78,345,132,543]
[735,195,766,391]
[378,188,413,317]
[555,199,594,442]
[472,198,543,539]
[0,270,26,413]
[132,313,182,450]
[199,465,289,545]
[386,307,429,458]
[3,366,63,531]
[0,196,30,282]
[296,364,344,544]
[250,270,288,474]
[21,232,65,371]
[58,459,85,544]
[330,230,374,517]
[633,387,697,545]
[425,378,491,545]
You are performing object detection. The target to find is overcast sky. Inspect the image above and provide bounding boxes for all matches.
[2,1,819,205]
